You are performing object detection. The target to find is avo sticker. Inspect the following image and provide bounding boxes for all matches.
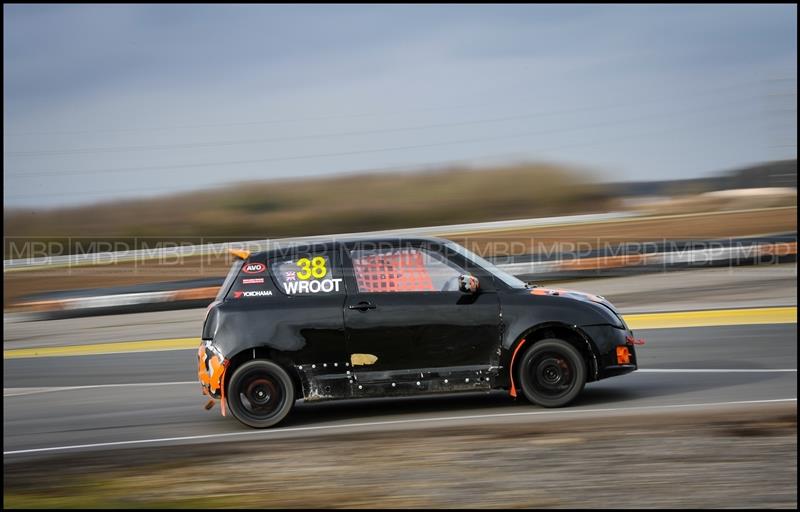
[243,263,266,274]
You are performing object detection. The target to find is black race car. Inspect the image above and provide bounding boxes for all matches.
[198,236,640,428]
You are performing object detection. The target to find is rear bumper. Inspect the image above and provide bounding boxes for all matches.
[197,340,228,399]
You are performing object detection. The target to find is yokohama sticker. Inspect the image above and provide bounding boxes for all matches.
[233,290,273,298]
[242,277,265,285]
[242,263,266,274]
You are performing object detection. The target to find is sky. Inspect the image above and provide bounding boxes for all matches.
[3,4,797,208]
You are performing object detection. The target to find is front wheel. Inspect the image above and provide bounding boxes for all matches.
[227,359,295,428]
[518,339,586,407]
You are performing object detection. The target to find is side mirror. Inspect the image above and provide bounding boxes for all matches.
[458,274,479,294]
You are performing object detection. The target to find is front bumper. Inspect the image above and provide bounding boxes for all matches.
[580,324,640,380]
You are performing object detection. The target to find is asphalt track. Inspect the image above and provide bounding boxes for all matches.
[3,266,797,460]
[3,322,796,460]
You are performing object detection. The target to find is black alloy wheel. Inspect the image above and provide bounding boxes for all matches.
[227,359,295,428]
[518,338,587,407]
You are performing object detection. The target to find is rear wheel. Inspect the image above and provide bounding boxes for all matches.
[227,359,295,428]
[518,338,586,407]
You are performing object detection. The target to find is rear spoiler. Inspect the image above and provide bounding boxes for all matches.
[228,248,251,260]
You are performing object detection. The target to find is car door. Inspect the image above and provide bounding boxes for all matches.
[266,246,350,399]
[342,240,501,394]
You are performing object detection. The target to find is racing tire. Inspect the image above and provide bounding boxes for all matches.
[518,338,586,408]
[227,359,295,428]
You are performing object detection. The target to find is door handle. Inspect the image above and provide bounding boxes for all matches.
[348,301,377,311]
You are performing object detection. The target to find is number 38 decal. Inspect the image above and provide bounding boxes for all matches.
[296,256,327,280]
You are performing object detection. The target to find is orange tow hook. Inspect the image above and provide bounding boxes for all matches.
[204,399,216,410]
[625,335,645,346]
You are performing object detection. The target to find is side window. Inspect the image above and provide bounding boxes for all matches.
[350,247,466,293]
[270,253,344,296]
[225,259,278,300]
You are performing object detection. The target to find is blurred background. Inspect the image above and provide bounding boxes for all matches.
[3,4,797,312]
[3,4,797,509]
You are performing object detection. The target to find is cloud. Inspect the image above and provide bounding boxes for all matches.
[3,4,796,207]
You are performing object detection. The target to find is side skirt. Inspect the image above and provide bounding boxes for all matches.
[296,364,501,402]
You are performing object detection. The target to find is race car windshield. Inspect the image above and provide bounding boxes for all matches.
[445,241,528,289]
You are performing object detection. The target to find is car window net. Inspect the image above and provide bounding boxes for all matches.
[351,248,436,292]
